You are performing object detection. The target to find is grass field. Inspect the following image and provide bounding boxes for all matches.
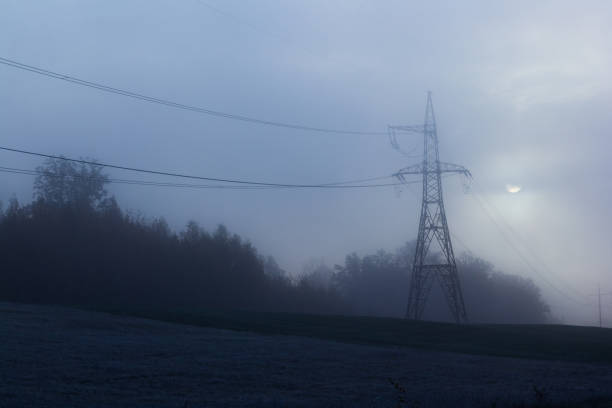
[3,302,612,407]
[99,307,612,364]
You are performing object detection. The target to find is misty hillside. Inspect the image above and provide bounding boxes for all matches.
[0,158,549,323]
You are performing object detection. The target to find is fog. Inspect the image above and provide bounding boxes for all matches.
[1,0,611,325]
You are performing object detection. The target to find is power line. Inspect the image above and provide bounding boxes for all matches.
[0,167,274,190]
[0,166,418,191]
[468,191,592,307]
[0,56,386,136]
[0,146,416,189]
[587,291,612,297]
[0,166,411,190]
[470,180,590,300]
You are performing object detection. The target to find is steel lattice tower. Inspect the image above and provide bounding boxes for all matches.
[389,93,469,323]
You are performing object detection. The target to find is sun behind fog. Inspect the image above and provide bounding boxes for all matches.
[506,184,522,193]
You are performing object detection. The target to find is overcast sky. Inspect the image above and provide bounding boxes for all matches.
[1,0,611,325]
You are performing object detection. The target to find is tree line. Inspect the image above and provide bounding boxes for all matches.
[0,158,550,323]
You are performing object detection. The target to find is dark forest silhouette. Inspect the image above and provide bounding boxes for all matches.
[0,158,550,323]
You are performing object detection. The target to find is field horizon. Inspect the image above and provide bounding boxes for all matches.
[86,304,612,364]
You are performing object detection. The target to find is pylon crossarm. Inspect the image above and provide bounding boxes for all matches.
[387,124,425,133]
[394,163,424,180]
[438,161,471,177]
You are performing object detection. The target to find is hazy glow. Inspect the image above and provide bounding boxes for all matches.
[506,184,522,193]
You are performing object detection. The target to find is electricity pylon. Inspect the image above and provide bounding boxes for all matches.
[389,92,469,323]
